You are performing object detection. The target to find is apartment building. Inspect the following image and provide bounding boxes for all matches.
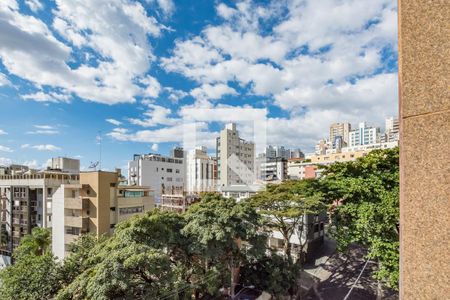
[216,123,255,187]
[329,122,351,148]
[0,164,80,256]
[349,122,381,147]
[220,184,264,202]
[384,116,400,143]
[287,160,319,180]
[159,194,200,213]
[186,146,217,194]
[128,152,185,203]
[52,171,154,259]
[259,157,288,182]
[289,148,305,159]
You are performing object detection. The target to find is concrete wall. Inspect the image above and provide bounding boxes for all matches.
[399,1,450,298]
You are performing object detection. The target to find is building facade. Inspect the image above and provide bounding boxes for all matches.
[384,116,400,142]
[259,157,287,182]
[128,153,185,203]
[329,122,351,148]
[52,171,154,259]
[216,123,255,187]
[0,169,80,256]
[349,122,381,147]
[186,147,217,194]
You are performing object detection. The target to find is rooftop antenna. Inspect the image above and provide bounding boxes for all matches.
[96,131,102,171]
[89,161,99,170]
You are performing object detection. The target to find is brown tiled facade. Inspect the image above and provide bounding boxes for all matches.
[399,1,450,298]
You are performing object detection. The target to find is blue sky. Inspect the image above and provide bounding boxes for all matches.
[0,0,398,171]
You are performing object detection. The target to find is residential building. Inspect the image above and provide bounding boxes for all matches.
[159,194,200,213]
[289,149,305,159]
[268,212,327,261]
[329,122,351,148]
[306,150,369,164]
[52,171,154,259]
[349,122,381,147]
[384,116,400,142]
[287,160,320,180]
[186,146,217,194]
[219,184,264,202]
[266,145,293,160]
[259,157,287,182]
[216,123,255,187]
[315,139,331,155]
[0,163,80,256]
[50,157,80,174]
[128,152,185,203]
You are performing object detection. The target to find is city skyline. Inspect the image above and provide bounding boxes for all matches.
[0,0,398,171]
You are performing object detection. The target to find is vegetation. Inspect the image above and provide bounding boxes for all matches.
[0,149,400,298]
[320,148,400,289]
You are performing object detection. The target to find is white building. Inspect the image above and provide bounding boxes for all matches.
[384,116,400,142]
[349,122,381,147]
[50,157,80,174]
[186,146,217,194]
[0,165,80,257]
[259,158,287,182]
[128,153,185,203]
[216,123,255,187]
[220,184,264,202]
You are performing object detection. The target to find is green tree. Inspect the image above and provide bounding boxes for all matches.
[183,193,267,298]
[250,180,326,263]
[0,228,60,300]
[321,148,399,289]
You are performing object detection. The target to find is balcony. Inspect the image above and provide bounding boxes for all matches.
[64,216,83,228]
[64,233,79,245]
[64,197,82,210]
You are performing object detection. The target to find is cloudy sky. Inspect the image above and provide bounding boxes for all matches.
[0,0,398,170]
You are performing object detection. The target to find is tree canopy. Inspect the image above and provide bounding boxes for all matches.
[320,148,399,289]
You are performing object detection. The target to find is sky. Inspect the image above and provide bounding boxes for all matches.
[0,0,398,171]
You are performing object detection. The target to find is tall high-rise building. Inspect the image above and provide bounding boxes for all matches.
[128,153,185,203]
[329,122,351,148]
[216,123,255,187]
[52,171,154,259]
[186,146,217,194]
[349,122,380,147]
[384,116,400,142]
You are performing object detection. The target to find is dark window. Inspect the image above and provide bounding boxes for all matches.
[110,207,116,211]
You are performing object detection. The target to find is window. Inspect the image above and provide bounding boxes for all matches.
[119,206,143,215]
[110,183,116,187]
[110,224,116,229]
[175,169,180,174]
[110,207,116,211]
[123,191,144,198]
[167,168,172,173]
[71,190,76,198]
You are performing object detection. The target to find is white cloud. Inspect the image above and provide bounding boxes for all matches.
[0,0,166,104]
[0,129,7,135]
[155,0,175,15]
[21,144,61,151]
[0,145,13,152]
[151,143,159,151]
[106,118,122,126]
[128,104,179,127]
[25,0,43,12]
[23,159,39,169]
[0,72,11,86]
[21,91,71,103]
[190,83,237,101]
[0,157,12,166]
[27,124,59,135]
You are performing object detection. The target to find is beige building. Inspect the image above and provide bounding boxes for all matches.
[329,122,351,147]
[216,123,255,187]
[0,168,79,257]
[52,171,154,259]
